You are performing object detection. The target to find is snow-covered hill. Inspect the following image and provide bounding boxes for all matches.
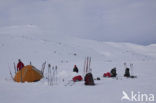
[0,25,156,103]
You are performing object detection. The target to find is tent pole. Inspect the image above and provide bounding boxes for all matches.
[21,69,22,82]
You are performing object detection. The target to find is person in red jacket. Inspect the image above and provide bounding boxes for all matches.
[17,59,24,71]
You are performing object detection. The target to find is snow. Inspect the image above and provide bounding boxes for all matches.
[0,25,156,103]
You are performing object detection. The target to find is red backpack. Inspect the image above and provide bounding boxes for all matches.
[103,72,111,77]
[72,75,83,82]
[84,73,95,85]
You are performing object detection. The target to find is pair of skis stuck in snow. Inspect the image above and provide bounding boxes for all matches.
[41,61,46,75]
[83,56,92,77]
[123,62,137,78]
[47,64,58,86]
[114,63,137,80]
[8,62,18,81]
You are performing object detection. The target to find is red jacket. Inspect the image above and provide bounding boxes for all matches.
[17,62,24,71]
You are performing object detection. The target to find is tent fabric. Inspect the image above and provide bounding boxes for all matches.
[14,65,43,82]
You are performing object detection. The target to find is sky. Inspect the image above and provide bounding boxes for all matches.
[0,0,156,45]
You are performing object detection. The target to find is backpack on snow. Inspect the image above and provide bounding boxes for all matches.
[84,73,95,85]
[124,68,130,77]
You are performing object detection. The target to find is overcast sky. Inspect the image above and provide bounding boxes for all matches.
[0,0,156,45]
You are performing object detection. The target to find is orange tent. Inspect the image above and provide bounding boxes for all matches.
[14,65,43,82]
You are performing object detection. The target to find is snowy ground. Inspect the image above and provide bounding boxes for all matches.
[0,25,156,103]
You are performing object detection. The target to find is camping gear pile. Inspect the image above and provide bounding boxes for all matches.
[103,63,137,79]
[9,58,137,87]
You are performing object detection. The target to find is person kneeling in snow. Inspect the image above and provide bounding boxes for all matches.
[110,68,117,77]
[124,68,130,77]
[73,65,79,73]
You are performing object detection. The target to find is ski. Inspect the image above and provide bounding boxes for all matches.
[48,64,51,85]
[8,64,14,80]
[49,66,52,86]
[88,57,91,73]
[13,62,17,75]
[86,57,89,74]
[55,65,57,84]
[64,80,75,86]
[83,57,86,77]
[41,61,46,75]
[83,56,92,78]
